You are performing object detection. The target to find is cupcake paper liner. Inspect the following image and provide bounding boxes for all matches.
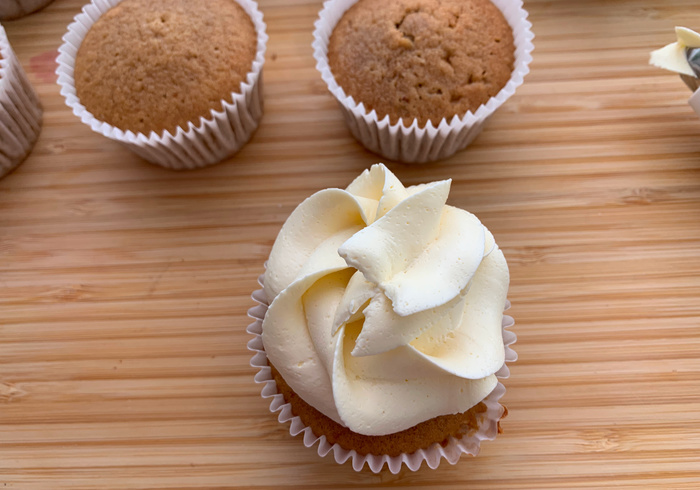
[0,24,43,178]
[0,0,55,20]
[312,0,535,164]
[56,0,267,170]
[247,271,517,474]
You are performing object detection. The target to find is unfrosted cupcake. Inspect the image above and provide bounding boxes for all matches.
[0,0,55,20]
[249,164,516,472]
[57,0,267,170]
[313,0,534,163]
[329,0,514,128]
[0,24,43,178]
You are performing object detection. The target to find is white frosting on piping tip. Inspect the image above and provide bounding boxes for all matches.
[650,26,700,77]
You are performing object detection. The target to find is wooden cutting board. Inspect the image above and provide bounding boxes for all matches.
[2,0,700,488]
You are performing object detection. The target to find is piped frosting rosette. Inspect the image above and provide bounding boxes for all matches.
[262,163,509,437]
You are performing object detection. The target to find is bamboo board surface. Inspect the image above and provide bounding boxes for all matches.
[2,0,700,488]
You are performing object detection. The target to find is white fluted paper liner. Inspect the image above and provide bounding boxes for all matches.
[0,24,42,178]
[312,0,535,164]
[247,272,517,474]
[56,0,267,170]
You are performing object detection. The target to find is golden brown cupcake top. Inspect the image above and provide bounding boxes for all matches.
[74,0,257,135]
[328,0,515,128]
[270,364,488,457]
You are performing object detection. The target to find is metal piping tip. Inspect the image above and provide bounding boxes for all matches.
[687,47,700,77]
[681,48,700,91]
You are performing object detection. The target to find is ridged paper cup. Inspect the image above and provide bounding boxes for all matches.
[0,0,55,20]
[0,24,43,178]
[56,0,267,170]
[247,271,517,474]
[312,0,535,164]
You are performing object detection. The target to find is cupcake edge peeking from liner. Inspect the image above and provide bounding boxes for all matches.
[0,24,42,178]
[55,0,268,170]
[247,270,517,474]
[312,0,535,164]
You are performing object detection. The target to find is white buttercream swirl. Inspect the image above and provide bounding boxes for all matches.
[262,164,509,436]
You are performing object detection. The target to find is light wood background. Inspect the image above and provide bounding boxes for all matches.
[2,0,700,488]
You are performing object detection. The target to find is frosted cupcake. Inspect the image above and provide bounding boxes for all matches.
[249,164,516,472]
[56,0,267,170]
[0,24,43,178]
[313,0,534,163]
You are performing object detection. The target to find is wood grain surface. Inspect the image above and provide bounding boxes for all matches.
[2,0,700,488]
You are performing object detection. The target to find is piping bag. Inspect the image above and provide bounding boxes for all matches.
[650,27,700,117]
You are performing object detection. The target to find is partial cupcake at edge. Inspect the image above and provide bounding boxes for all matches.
[313,0,534,163]
[56,0,267,170]
[250,164,516,472]
[0,24,42,179]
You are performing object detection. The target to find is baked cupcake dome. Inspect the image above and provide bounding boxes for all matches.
[0,24,43,178]
[312,0,534,163]
[74,0,257,136]
[57,0,267,170]
[328,0,515,128]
